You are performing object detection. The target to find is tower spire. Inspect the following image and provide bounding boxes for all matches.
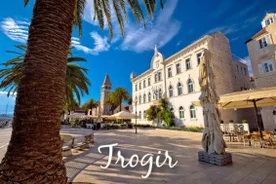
[102,74,112,87]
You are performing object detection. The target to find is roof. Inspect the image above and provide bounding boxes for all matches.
[245,28,267,44]
[102,74,112,87]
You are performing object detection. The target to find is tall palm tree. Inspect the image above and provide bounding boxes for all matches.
[105,92,118,114]
[0,0,163,183]
[82,98,98,115]
[112,87,130,111]
[0,44,91,105]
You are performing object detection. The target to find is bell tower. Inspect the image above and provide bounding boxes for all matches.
[100,74,112,115]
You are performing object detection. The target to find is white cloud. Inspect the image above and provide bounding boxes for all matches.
[120,0,181,52]
[206,25,239,35]
[1,17,29,43]
[0,91,17,96]
[72,32,110,55]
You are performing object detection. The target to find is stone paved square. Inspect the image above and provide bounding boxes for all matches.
[1,128,276,184]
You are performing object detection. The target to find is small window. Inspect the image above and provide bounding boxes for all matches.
[154,89,158,100]
[187,79,194,93]
[135,84,137,91]
[139,83,141,90]
[177,83,183,95]
[169,85,174,97]
[236,65,239,72]
[168,67,172,78]
[197,53,202,65]
[170,107,175,117]
[259,37,268,49]
[148,92,151,102]
[158,89,162,99]
[263,61,274,73]
[143,94,146,103]
[148,78,151,86]
[158,72,162,81]
[186,59,191,70]
[244,68,247,76]
[139,111,141,119]
[154,74,158,83]
[143,80,146,88]
[190,105,196,119]
[143,110,146,119]
[139,95,141,104]
[176,63,181,74]
[265,17,274,26]
[179,106,184,119]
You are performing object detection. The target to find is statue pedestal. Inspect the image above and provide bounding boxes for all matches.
[198,151,232,166]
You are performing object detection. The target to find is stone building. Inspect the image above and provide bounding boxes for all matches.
[131,32,256,128]
[89,74,130,117]
[246,13,276,130]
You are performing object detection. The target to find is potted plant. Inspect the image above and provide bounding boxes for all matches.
[242,119,248,124]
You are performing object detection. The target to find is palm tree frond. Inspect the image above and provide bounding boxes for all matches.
[74,0,86,36]
[24,0,30,7]
[113,0,125,36]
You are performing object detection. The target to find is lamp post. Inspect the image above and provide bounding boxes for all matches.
[134,100,138,134]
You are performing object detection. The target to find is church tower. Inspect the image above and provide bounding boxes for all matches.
[100,74,112,115]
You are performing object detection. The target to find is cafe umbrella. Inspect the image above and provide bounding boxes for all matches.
[198,49,226,154]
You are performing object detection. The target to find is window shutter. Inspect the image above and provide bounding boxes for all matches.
[268,60,275,71]
[258,64,264,74]
[265,34,272,45]
[261,21,266,28]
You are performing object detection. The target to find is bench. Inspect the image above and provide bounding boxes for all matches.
[61,133,94,157]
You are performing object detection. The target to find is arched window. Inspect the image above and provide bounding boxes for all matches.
[168,67,172,77]
[188,79,194,93]
[154,73,158,83]
[186,58,191,70]
[139,111,142,119]
[139,95,142,104]
[143,80,146,88]
[158,72,162,81]
[154,89,158,99]
[148,92,151,102]
[135,96,137,103]
[177,83,183,95]
[179,106,185,118]
[170,107,175,117]
[159,89,162,99]
[143,94,146,103]
[169,85,174,97]
[190,105,196,119]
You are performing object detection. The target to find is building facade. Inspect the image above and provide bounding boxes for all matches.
[246,13,276,130]
[131,32,256,128]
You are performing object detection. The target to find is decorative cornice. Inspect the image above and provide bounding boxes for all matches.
[131,69,154,82]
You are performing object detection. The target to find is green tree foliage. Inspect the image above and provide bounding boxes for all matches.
[109,87,130,111]
[0,44,91,105]
[145,98,174,127]
[82,98,98,115]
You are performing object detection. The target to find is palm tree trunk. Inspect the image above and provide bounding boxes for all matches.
[119,99,122,111]
[0,0,75,183]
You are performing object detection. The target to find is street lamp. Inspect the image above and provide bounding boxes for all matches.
[134,100,138,134]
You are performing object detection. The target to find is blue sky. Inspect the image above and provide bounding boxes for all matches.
[0,0,276,113]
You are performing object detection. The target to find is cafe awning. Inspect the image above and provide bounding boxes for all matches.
[109,111,136,119]
[219,87,276,109]
[192,87,276,109]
